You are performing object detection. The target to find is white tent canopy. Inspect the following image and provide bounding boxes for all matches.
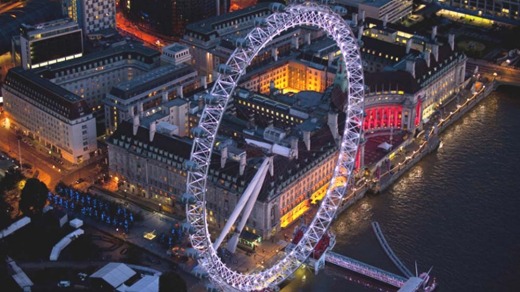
[90,263,136,288]
[378,142,393,151]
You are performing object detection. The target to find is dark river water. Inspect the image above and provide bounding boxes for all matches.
[282,86,520,292]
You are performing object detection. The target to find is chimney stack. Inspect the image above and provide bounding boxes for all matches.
[133,115,140,136]
[198,95,204,110]
[327,112,339,141]
[424,52,431,67]
[351,13,358,27]
[431,26,437,41]
[383,14,388,28]
[149,121,156,142]
[290,137,298,160]
[358,25,364,41]
[359,10,365,22]
[239,153,246,176]
[220,146,228,168]
[305,33,311,45]
[201,75,207,89]
[406,59,415,78]
[162,91,168,103]
[406,39,412,54]
[448,34,455,51]
[271,48,278,61]
[432,44,439,62]
[176,85,183,98]
[303,131,311,151]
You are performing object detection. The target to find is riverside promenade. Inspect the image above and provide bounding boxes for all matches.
[338,78,496,215]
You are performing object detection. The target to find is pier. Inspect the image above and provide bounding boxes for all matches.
[372,222,414,278]
[325,251,407,288]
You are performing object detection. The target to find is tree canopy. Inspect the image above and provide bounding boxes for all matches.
[19,178,48,217]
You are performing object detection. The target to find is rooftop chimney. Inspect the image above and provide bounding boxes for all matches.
[303,131,311,151]
[176,85,183,98]
[424,52,431,67]
[220,146,228,168]
[149,121,156,142]
[432,44,439,62]
[133,115,140,136]
[406,39,412,54]
[448,34,455,51]
[201,75,207,89]
[162,91,168,103]
[198,95,204,110]
[290,137,298,160]
[383,14,388,28]
[327,112,339,141]
[359,10,365,22]
[305,33,311,45]
[406,59,415,78]
[358,25,364,41]
[431,26,437,41]
[271,48,278,61]
[352,13,358,27]
[239,153,246,176]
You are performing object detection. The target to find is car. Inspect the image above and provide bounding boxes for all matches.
[57,281,70,288]
[74,178,85,184]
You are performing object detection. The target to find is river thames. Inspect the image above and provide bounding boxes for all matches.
[283,85,520,292]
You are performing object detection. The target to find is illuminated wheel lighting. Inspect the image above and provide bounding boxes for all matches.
[184,2,364,291]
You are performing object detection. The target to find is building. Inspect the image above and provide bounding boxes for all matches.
[182,2,323,82]
[0,0,62,56]
[120,0,219,38]
[160,43,192,66]
[19,18,83,70]
[34,43,161,134]
[440,0,520,22]
[63,0,116,37]
[358,0,413,23]
[104,64,197,135]
[2,67,97,164]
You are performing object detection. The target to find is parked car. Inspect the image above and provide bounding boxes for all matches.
[57,280,70,288]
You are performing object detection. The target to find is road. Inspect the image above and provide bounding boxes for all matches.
[116,12,167,49]
[0,111,107,191]
[467,58,520,84]
[0,1,24,14]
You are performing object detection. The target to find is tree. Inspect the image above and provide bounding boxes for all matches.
[19,178,48,217]
[159,271,187,292]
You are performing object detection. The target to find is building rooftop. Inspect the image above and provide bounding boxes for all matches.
[185,2,271,36]
[109,64,196,100]
[35,43,160,79]
[163,43,188,54]
[4,67,91,120]
[360,0,393,8]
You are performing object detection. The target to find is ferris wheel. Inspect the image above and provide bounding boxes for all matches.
[183,2,365,291]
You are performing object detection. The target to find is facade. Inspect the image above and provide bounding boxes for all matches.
[19,18,83,70]
[104,64,197,135]
[62,0,117,36]
[441,0,520,22]
[358,0,413,23]
[81,0,116,36]
[2,68,97,164]
[120,0,218,37]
